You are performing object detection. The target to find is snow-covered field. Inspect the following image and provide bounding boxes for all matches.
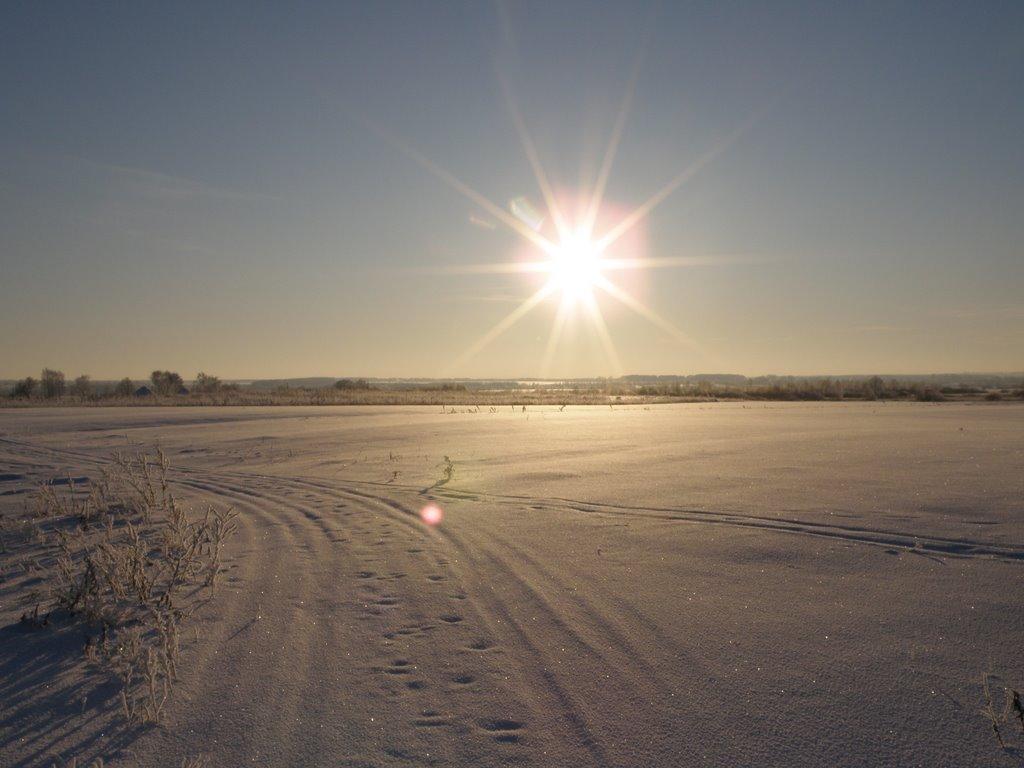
[2,403,1023,767]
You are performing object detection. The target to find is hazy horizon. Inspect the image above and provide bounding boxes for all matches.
[4,370,1024,386]
[3,2,1023,379]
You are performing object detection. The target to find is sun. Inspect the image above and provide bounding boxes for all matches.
[375,26,747,375]
[546,230,604,301]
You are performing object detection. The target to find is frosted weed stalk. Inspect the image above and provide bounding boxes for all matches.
[981,672,1024,749]
[21,450,239,727]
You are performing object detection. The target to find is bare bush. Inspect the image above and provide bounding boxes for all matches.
[25,450,240,727]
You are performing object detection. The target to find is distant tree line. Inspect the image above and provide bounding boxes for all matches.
[334,378,372,390]
[5,369,234,400]
[631,375,1024,402]
[4,370,1023,404]
[330,379,470,392]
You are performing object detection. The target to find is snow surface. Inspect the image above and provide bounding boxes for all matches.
[1,402,1023,766]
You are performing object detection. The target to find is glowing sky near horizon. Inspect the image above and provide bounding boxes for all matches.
[1,2,1023,379]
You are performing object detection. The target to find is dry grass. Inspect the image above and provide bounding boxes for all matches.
[15,449,239,729]
[981,672,1024,750]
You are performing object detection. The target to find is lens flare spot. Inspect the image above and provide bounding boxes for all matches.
[420,503,444,526]
[509,195,545,231]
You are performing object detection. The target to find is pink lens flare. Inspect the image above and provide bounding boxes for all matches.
[419,503,444,526]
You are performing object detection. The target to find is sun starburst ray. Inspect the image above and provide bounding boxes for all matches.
[499,73,570,241]
[448,282,557,371]
[593,274,702,353]
[596,254,771,271]
[595,115,756,253]
[582,291,622,376]
[363,117,558,257]
[580,17,651,238]
[412,261,554,276]
[417,253,767,277]
[540,293,575,377]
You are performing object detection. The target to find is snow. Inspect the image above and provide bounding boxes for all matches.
[2,402,1022,766]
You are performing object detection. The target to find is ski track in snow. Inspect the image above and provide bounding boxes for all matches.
[2,405,1023,767]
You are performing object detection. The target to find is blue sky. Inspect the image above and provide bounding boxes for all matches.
[2,1,1022,378]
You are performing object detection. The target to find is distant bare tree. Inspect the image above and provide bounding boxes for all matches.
[863,376,885,401]
[12,377,37,398]
[150,370,184,396]
[71,374,93,398]
[41,368,66,399]
[193,372,222,394]
[114,377,135,397]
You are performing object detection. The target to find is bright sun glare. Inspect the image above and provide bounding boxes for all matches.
[548,231,603,301]
[379,28,753,375]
